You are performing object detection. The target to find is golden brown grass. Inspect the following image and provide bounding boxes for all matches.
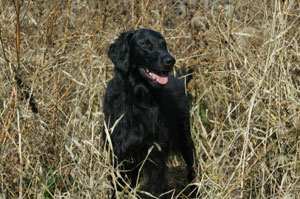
[0,0,299,198]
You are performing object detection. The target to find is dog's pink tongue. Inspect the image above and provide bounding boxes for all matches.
[152,73,168,85]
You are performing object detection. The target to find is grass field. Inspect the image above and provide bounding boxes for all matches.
[0,0,299,198]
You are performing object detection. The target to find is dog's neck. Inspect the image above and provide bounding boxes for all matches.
[115,71,161,107]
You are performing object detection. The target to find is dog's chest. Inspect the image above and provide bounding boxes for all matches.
[131,104,169,139]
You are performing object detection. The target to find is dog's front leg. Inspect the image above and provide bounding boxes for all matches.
[141,149,169,199]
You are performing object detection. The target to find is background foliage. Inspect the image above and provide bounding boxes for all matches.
[0,0,299,198]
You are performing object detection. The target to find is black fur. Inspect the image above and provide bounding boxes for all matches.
[103,29,196,198]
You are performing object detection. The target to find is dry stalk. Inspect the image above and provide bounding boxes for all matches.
[0,1,299,198]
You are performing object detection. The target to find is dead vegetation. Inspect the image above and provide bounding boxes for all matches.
[0,0,299,198]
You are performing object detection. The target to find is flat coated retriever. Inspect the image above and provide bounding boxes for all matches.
[103,29,196,198]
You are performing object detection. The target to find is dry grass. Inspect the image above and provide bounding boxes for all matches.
[0,0,299,198]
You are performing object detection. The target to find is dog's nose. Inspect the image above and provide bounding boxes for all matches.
[163,55,175,67]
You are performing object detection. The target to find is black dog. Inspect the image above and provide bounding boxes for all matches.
[103,29,196,198]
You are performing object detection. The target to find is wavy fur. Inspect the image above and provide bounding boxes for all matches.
[103,29,195,198]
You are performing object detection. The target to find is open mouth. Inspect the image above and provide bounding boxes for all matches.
[140,68,169,85]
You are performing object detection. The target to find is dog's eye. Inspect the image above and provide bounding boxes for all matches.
[140,41,152,49]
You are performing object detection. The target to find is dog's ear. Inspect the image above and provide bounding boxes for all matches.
[108,30,135,73]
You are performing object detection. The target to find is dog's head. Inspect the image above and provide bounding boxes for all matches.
[108,29,175,87]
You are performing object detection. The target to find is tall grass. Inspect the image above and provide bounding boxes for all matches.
[0,0,299,198]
